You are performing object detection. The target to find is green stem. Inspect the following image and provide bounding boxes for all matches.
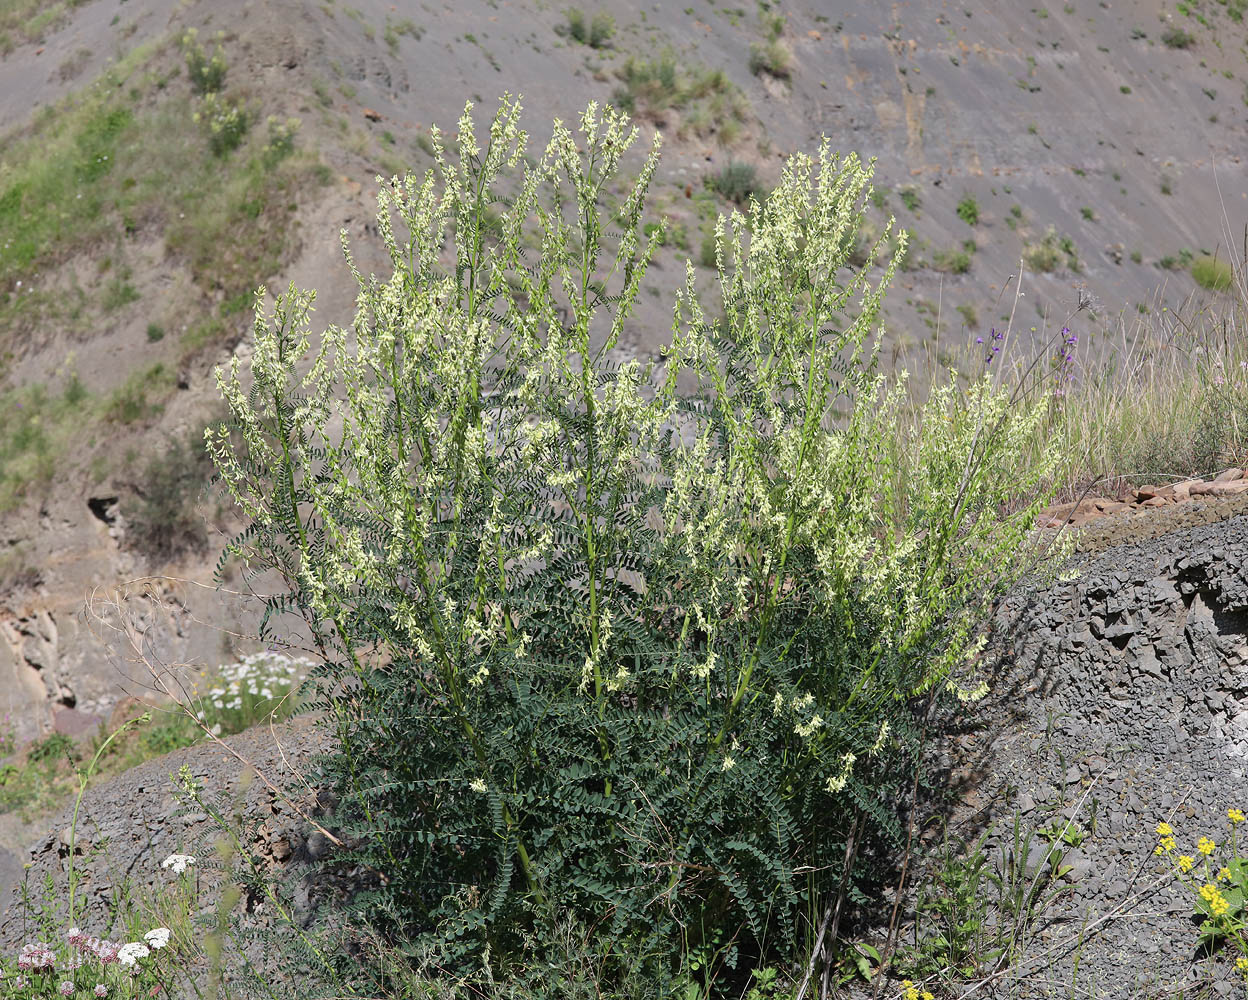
[67,713,150,925]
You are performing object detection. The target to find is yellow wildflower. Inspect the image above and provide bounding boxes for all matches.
[1198,836,1216,856]
[1211,894,1230,917]
[1237,956,1248,977]
[1161,836,1177,852]
[1229,808,1246,825]
[1218,867,1232,882]
[1177,855,1195,873]
[1156,821,1173,837]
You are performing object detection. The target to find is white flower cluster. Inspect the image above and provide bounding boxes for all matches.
[204,651,312,711]
[161,852,196,874]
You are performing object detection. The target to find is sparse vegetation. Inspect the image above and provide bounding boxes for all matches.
[1023,226,1079,273]
[707,160,764,206]
[564,8,614,48]
[104,363,174,425]
[0,377,93,512]
[124,420,222,565]
[956,195,980,225]
[899,184,922,212]
[611,51,749,142]
[933,247,972,274]
[0,35,325,369]
[1162,26,1196,48]
[748,9,792,78]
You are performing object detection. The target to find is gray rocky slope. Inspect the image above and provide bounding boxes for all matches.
[918,502,1248,997]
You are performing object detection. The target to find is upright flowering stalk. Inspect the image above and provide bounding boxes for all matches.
[1052,326,1077,397]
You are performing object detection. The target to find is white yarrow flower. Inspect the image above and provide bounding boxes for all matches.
[117,942,150,967]
[144,928,171,950]
[161,853,196,874]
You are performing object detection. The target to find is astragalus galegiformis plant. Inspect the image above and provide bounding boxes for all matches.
[208,95,1062,993]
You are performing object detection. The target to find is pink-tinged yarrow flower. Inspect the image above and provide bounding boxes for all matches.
[18,942,56,972]
[95,986,109,998]
[59,981,75,997]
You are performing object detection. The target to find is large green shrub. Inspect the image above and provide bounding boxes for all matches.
[209,97,1061,994]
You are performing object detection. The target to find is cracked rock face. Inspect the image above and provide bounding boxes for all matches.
[942,510,1248,995]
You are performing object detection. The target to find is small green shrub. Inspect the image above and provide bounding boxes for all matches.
[955,195,979,225]
[27,732,76,765]
[565,8,614,47]
[611,52,748,141]
[211,97,1065,994]
[1080,205,1095,221]
[1023,227,1077,273]
[957,302,979,329]
[899,184,922,212]
[262,115,300,165]
[125,421,220,564]
[1192,253,1234,290]
[708,160,763,205]
[180,28,227,94]
[193,92,250,155]
[102,277,140,311]
[933,248,971,274]
[1162,26,1195,48]
[146,322,165,342]
[749,39,792,78]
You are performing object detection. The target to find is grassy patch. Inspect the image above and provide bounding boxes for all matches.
[933,248,972,274]
[956,195,979,225]
[1162,26,1196,47]
[0,35,326,361]
[1192,254,1234,290]
[612,51,750,143]
[707,160,764,206]
[1023,227,1078,273]
[0,377,93,511]
[0,0,91,55]
[748,9,791,78]
[564,9,614,48]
